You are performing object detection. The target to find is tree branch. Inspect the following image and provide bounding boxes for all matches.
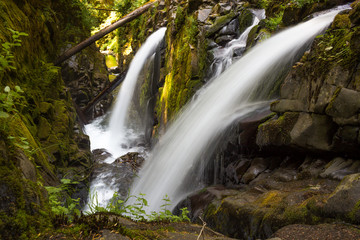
[54,0,159,66]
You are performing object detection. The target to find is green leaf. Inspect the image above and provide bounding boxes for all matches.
[14,86,23,93]
[0,111,9,118]
[4,86,10,92]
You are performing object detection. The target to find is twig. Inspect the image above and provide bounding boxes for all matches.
[197,216,207,240]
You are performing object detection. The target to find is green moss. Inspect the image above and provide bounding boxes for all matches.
[348,200,360,223]
[205,12,236,37]
[332,14,352,29]
[325,86,342,114]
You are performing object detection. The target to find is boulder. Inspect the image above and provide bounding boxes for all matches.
[205,12,237,37]
[274,223,360,240]
[256,112,299,148]
[320,158,360,180]
[326,88,360,120]
[322,173,360,223]
[215,34,236,45]
[242,157,269,183]
[198,8,212,23]
[290,113,337,151]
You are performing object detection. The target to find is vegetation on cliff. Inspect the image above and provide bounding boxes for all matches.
[1,0,360,239]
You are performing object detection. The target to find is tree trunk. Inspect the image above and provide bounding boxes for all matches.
[54,0,159,66]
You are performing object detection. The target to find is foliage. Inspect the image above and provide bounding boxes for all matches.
[86,191,190,222]
[316,28,353,66]
[0,29,28,72]
[45,179,81,220]
[292,0,320,7]
[0,85,26,119]
[115,0,147,17]
[263,11,284,32]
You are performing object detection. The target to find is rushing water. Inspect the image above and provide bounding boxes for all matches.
[128,9,348,212]
[208,9,265,79]
[108,27,166,147]
[83,28,166,211]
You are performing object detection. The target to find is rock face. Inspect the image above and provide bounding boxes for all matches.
[61,44,113,121]
[173,1,360,240]
[0,0,101,238]
[257,7,360,157]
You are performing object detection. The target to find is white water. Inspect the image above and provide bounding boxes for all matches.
[209,9,265,78]
[108,27,166,149]
[83,28,166,211]
[129,9,347,212]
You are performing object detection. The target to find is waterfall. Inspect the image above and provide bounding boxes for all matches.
[108,27,166,150]
[83,28,166,211]
[208,9,265,79]
[129,8,348,212]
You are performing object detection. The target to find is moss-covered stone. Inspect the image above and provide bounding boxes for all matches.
[0,0,96,238]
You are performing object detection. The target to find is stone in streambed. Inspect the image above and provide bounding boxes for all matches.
[320,158,360,180]
[198,8,212,23]
[322,173,360,223]
[242,157,269,184]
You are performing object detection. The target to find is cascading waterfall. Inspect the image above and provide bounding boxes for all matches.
[108,27,166,151]
[208,9,265,79]
[83,28,166,211]
[129,8,349,212]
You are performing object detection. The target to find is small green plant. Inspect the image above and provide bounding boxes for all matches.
[45,178,81,220]
[86,191,190,222]
[0,85,26,118]
[0,28,28,72]
[148,195,190,222]
[264,12,284,32]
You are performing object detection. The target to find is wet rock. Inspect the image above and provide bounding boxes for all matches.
[92,148,112,163]
[320,158,360,180]
[238,8,254,34]
[298,157,327,179]
[242,158,269,183]
[218,18,240,36]
[290,113,337,151]
[175,185,239,222]
[91,157,138,200]
[322,173,360,223]
[233,47,245,57]
[326,88,360,119]
[234,159,251,182]
[274,223,360,240]
[271,168,297,182]
[205,12,237,37]
[206,39,219,49]
[115,152,145,170]
[198,8,212,23]
[215,34,236,45]
[256,112,300,148]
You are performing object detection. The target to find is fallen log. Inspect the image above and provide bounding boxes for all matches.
[82,70,127,116]
[54,0,159,66]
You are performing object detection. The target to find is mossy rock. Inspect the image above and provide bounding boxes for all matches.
[205,12,237,37]
[332,13,352,29]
